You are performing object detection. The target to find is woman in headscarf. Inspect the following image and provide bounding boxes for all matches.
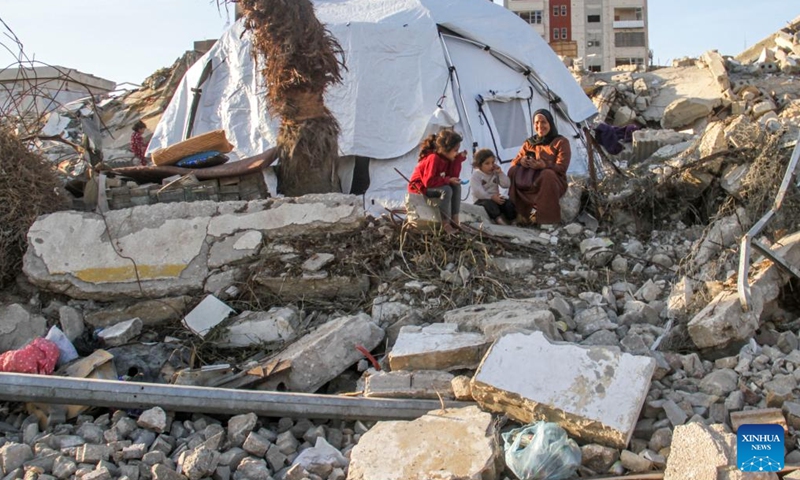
[508,109,570,225]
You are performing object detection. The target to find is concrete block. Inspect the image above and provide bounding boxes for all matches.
[389,324,490,371]
[730,408,787,433]
[347,406,500,480]
[701,50,731,92]
[98,318,142,347]
[218,307,300,347]
[364,370,454,399]
[258,313,384,392]
[471,332,655,448]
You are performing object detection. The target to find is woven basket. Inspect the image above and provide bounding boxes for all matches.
[151,130,234,166]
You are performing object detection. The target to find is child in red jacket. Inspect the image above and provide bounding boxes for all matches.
[407,129,466,234]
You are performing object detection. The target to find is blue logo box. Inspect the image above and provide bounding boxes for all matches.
[737,424,784,472]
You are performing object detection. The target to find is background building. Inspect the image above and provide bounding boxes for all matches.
[497,0,649,72]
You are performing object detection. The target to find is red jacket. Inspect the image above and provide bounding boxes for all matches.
[407,152,466,194]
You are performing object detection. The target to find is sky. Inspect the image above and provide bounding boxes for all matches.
[0,1,798,86]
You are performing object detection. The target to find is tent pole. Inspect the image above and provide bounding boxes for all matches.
[438,33,478,153]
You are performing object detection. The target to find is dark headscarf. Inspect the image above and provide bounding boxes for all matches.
[527,108,560,146]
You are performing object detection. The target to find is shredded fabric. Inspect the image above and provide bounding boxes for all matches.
[0,337,60,374]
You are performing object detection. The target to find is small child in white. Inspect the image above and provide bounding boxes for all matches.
[470,148,516,225]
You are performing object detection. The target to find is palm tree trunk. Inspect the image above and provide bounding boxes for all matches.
[237,0,344,196]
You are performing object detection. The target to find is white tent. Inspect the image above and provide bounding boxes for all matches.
[149,0,597,209]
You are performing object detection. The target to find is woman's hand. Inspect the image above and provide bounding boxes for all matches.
[448,177,461,186]
[529,158,546,170]
[521,156,536,168]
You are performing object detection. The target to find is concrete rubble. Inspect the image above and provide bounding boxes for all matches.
[2,14,800,480]
[347,406,500,480]
[472,332,656,448]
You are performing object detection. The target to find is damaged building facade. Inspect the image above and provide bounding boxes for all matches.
[497,0,650,71]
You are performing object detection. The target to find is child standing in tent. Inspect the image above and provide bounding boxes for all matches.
[407,130,466,235]
[130,120,149,166]
[470,148,516,225]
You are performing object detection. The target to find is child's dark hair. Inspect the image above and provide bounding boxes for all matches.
[472,148,495,168]
[132,120,146,131]
[418,129,463,160]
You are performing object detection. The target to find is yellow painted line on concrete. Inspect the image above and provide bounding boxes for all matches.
[74,264,187,283]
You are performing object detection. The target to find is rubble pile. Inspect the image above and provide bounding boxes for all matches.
[0,407,364,480]
[23,50,201,200]
[3,22,800,480]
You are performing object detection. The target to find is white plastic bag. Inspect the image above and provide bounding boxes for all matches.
[45,325,79,366]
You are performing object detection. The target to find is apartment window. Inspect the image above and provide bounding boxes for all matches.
[587,39,601,47]
[589,65,602,72]
[517,10,543,24]
[553,5,559,16]
[561,28,568,40]
[560,5,567,16]
[553,29,560,40]
[615,57,645,67]
[588,14,600,23]
[615,31,646,47]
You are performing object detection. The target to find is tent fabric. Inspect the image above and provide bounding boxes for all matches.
[149,0,597,208]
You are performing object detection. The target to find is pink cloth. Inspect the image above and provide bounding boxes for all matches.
[0,338,60,374]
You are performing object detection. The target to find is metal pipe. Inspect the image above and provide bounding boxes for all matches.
[738,134,800,311]
[0,373,470,421]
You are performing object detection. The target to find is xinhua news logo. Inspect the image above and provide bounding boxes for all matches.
[737,424,784,472]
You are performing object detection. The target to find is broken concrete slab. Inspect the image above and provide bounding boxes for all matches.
[0,304,47,353]
[58,305,85,342]
[388,323,490,371]
[218,307,300,347]
[206,194,364,238]
[699,122,727,159]
[631,129,695,162]
[701,50,732,93]
[661,97,717,130]
[85,296,191,328]
[257,313,384,393]
[97,318,142,347]
[182,295,235,338]
[443,298,561,341]
[23,195,364,300]
[364,370,454,399]
[664,423,733,480]
[347,406,500,480]
[471,331,655,448]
